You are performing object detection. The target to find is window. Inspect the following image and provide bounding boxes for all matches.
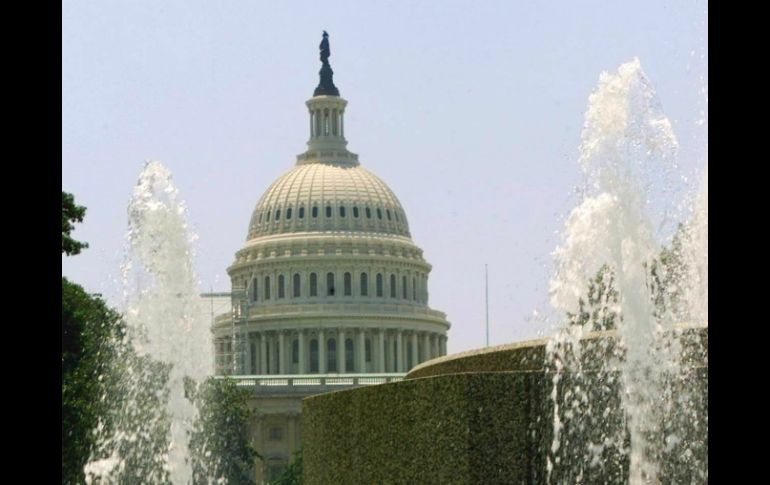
[293,273,301,298]
[412,277,416,300]
[376,273,383,297]
[310,273,318,297]
[310,339,319,373]
[312,206,318,218]
[266,210,271,222]
[326,206,332,218]
[292,339,299,364]
[269,427,283,441]
[286,207,292,220]
[395,211,400,222]
[326,272,335,296]
[360,273,368,296]
[258,213,263,223]
[377,208,383,219]
[402,276,407,299]
[365,207,371,219]
[353,207,359,218]
[275,209,281,221]
[251,277,258,302]
[390,274,397,298]
[345,338,354,371]
[365,338,372,362]
[339,206,346,217]
[387,209,392,221]
[264,276,271,300]
[299,207,305,219]
[344,272,352,296]
[327,339,337,372]
[278,275,285,299]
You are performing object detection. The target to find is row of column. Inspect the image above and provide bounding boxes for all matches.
[221,328,447,375]
[310,108,344,138]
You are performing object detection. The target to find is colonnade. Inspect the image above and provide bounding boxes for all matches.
[217,327,447,375]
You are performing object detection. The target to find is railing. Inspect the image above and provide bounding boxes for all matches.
[213,373,405,394]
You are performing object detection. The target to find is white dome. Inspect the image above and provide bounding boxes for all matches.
[247,162,411,240]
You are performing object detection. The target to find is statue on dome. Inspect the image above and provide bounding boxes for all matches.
[320,31,331,65]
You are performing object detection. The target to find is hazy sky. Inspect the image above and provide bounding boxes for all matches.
[62,1,707,355]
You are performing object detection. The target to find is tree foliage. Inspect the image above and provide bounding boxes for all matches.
[272,449,303,485]
[567,225,689,331]
[62,191,89,256]
[187,377,259,485]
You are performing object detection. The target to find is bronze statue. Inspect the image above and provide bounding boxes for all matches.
[320,30,330,65]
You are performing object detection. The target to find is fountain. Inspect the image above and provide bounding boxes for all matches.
[546,59,707,484]
[85,161,212,484]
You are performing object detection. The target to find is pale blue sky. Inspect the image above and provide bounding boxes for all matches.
[62,0,707,354]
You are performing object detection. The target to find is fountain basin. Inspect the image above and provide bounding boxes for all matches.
[302,326,706,484]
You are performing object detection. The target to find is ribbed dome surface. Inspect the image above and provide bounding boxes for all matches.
[247,162,411,240]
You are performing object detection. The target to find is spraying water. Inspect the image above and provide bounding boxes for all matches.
[546,59,707,484]
[85,160,213,484]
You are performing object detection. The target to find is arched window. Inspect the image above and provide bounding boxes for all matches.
[377,208,383,219]
[286,207,292,220]
[344,272,352,296]
[251,277,258,302]
[339,206,346,218]
[387,209,392,221]
[402,275,407,299]
[412,277,416,300]
[353,207,359,218]
[310,339,319,373]
[266,210,271,222]
[310,273,318,297]
[327,339,337,372]
[278,275,285,299]
[360,273,368,296]
[299,207,305,219]
[293,273,301,298]
[390,274,397,298]
[258,213,262,223]
[312,206,318,218]
[366,207,372,219]
[395,211,400,222]
[326,272,335,296]
[275,209,281,221]
[264,276,271,300]
[345,338,354,371]
[376,273,383,297]
[325,206,332,218]
[292,339,299,364]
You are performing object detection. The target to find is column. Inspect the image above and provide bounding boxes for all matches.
[378,328,386,373]
[244,333,253,374]
[279,331,287,374]
[319,328,327,374]
[410,332,418,370]
[440,335,447,356]
[287,412,297,455]
[357,328,366,373]
[298,330,307,374]
[396,331,404,373]
[422,333,431,363]
[337,328,346,373]
[259,332,267,375]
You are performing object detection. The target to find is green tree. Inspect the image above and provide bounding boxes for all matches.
[187,377,259,485]
[62,191,125,484]
[567,264,619,331]
[62,191,89,256]
[272,449,303,485]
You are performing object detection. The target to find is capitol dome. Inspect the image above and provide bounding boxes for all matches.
[213,32,449,379]
[246,163,411,240]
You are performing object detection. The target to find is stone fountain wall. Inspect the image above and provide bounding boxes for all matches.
[302,327,707,484]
